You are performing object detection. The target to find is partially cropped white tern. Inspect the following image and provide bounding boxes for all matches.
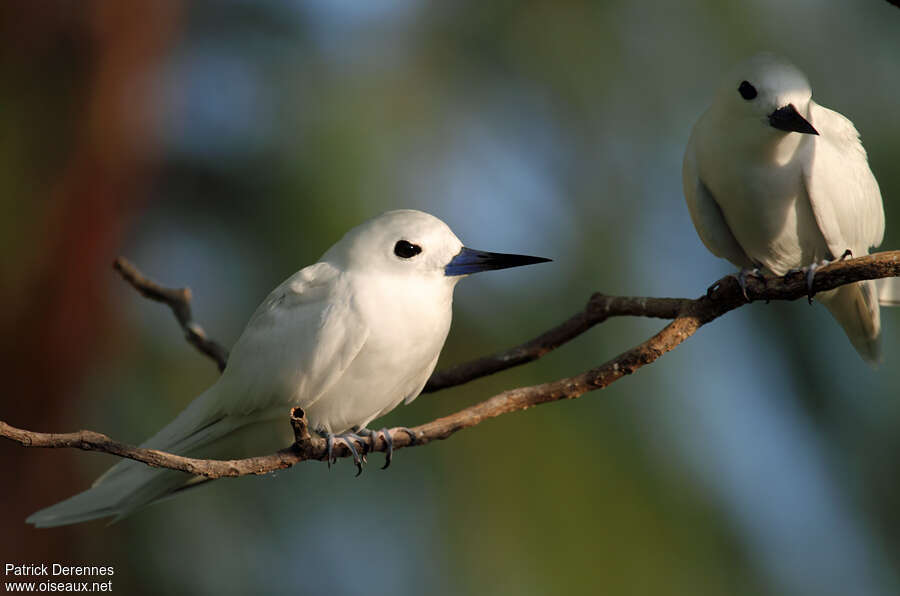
[683,53,886,362]
[28,209,549,527]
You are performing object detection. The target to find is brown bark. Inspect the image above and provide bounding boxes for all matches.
[4,251,898,477]
[0,0,182,561]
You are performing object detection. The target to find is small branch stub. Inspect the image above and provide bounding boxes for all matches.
[290,407,311,445]
[288,407,323,460]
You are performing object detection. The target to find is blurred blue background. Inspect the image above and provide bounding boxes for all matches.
[2,1,900,594]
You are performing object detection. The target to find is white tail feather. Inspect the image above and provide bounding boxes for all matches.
[27,385,291,528]
[818,280,882,365]
[877,277,900,307]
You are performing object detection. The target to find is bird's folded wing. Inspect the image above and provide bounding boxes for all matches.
[803,102,885,258]
[214,261,370,417]
[683,136,754,268]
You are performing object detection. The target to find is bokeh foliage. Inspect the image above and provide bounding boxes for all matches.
[2,1,899,594]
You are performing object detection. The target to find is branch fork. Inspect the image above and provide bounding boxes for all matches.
[4,251,900,477]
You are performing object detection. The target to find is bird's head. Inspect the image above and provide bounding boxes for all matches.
[712,52,818,138]
[324,209,550,284]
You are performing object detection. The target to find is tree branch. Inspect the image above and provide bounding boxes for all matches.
[3,251,899,477]
[113,257,229,371]
[424,294,689,392]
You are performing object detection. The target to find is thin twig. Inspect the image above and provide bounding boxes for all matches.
[424,295,688,392]
[4,251,899,477]
[113,257,229,371]
[426,251,900,391]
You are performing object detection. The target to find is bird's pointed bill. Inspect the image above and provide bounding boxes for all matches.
[768,104,818,135]
[445,247,551,276]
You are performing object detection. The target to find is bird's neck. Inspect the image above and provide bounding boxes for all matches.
[715,120,808,166]
[761,130,806,166]
[348,270,454,328]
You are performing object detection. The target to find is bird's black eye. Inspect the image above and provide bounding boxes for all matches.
[394,240,422,259]
[738,80,757,100]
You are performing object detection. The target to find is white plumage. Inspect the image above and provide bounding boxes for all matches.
[28,209,548,527]
[683,53,885,362]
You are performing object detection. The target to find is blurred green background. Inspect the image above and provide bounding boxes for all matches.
[2,1,900,595]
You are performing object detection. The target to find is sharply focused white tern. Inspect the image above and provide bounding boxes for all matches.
[683,53,886,362]
[28,209,550,527]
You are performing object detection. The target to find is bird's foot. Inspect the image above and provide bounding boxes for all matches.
[324,431,368,476]
[735,267,763,302]
[357,427,394,469]
[805,262,820,303]
[789,253,848,303]
[788,260,830,304]
[356,427,417,469]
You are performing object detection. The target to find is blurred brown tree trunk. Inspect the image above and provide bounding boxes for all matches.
[0,1,181,561]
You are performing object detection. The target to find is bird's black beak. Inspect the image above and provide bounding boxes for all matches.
[444,247,551,276]
[768,104,818,135]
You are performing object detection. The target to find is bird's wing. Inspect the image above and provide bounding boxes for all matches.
[215,261,369,417]
[803,101,885,258]
[28,262,372,527]
[683,131,755,268]
[403,351,441,405]
[126,261,369,455]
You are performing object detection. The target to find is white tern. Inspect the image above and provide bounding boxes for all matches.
[683,53,885,362]
[28,209,550,527]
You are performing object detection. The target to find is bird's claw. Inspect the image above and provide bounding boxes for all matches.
[735,267,762,302]
[357,428,386,468]
[342,432,366,476]
[802,259,832,304]
[325,433,334,469]
[805,262,819,303]
[323,432,367,476]
[379,428,395,470]
[323,426,420,472]
[796,253,847,303]
[358,427,412,470]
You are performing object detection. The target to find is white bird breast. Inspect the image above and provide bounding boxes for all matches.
[301,270,455,434]
[695,129,828,274]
